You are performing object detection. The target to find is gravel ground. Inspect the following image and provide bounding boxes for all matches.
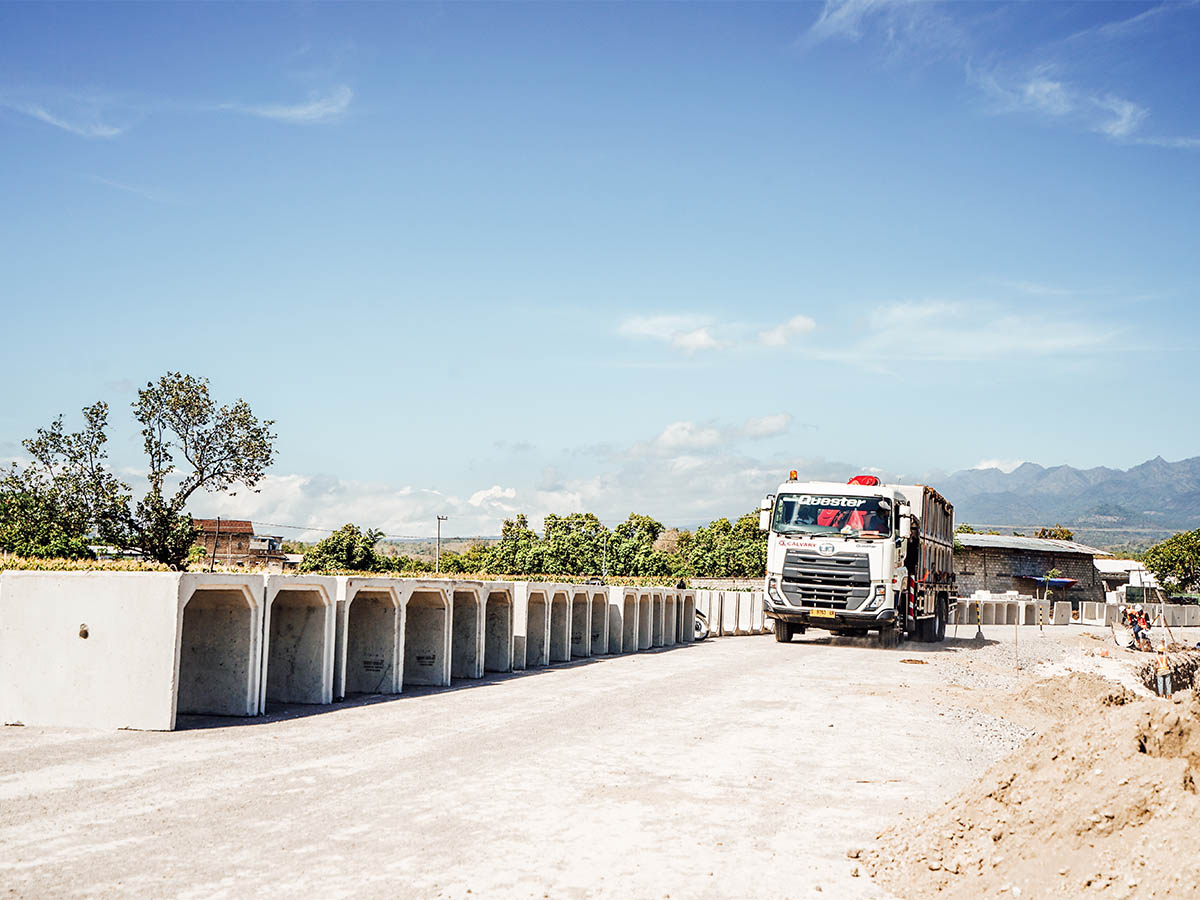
[2,625,1182,899]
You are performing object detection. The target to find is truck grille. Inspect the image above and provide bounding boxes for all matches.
[780,550,871,609]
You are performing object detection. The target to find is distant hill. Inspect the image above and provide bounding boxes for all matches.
[939,455,1200,550]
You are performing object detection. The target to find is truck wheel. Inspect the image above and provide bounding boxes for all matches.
[934,597,948,642]
[775,622,793,643]
[877,626,899,648]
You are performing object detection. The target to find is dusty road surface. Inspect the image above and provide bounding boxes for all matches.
[0,626,1169,899]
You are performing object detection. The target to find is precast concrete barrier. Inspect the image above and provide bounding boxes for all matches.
[570,588,591,658]
[0,571,265,731]
[482,583,515,674]
[262,575,337,709]
[1163,604,1187,627]
[735,592,753,635]
[589,588,609,655]
[402,581,453,687]
[1188,606,1200,627]
[548,586,572,663]
[524,585,552,668]
[1052,601,1072,626]
[637,591,653,649]
[608,586,637,654]
[335,577,403,700]
[663,592,678,647]
[680,591,696,643]
[511,582,531,671]
[750,592,765,634]
[449,582,487,681]
[981,602,998,626]
[1080,602,1105,626]
[650,591,665,647]
[720,591,739,636]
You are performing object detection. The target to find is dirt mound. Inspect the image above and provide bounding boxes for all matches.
[862,683,1200,898]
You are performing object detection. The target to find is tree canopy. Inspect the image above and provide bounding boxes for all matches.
[0,373,275,568]
[1142,529,1200,596]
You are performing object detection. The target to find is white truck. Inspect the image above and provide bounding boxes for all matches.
[759,473,955,646]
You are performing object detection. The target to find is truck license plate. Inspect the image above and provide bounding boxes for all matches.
[809,608,834,618]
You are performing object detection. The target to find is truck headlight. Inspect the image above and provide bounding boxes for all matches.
[767,578,787,606]
[866,585,887,610]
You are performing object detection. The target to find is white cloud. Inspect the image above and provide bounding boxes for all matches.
[818,298,1117,363]
[2,100,123,138]
[759,314,816,348]
[743,413,793,438]
[222,85,353,124]
[972,459,1025,474]
[618,314,725,352]
[654,421,723,451]
[672,327,720,351]
[468,484,517,508]
[1093,94,1148,138]
[802,0,897,47]
[1021,76,1073,116]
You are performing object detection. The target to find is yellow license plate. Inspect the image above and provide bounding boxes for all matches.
[809,608,835,618]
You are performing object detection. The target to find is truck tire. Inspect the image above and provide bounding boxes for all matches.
[775,622,793,643]
[877,626,899,648]
[916,614,934,643]
[934,597,948,642]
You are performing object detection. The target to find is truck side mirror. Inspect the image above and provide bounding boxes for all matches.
[758,494,774,532]
[898,516,912,539]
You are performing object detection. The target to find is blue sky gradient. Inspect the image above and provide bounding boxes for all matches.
[2,2,1198,537]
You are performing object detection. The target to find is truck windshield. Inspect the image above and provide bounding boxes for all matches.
[772,494,892,537]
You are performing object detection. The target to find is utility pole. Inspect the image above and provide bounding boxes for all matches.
[436,515,448,574]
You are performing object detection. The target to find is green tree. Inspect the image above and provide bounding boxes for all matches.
[0,402,127,559]
[541,512,608,576]
[955,523,978,534]
[1036,524,1075,541]
[607,513,673,577]
[1,374,275,568]
[299,524,386,572]
[1142,529,1200,595]
[489,514,544,575]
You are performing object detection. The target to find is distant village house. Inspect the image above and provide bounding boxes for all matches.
[192,518,292,570]
[953,533,1109,606]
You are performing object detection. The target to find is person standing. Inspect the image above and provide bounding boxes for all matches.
[1155,641,1173,698]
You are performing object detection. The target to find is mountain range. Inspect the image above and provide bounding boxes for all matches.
[937,455,1200,547]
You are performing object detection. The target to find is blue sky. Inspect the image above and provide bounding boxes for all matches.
[2,1,1198,538]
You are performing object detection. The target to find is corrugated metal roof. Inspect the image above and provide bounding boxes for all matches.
[954,532,1110,556]
[1094,558,1146,574]
[192,518,254,534]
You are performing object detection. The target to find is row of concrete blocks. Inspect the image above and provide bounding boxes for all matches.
[693,590,773,636]
[0,572,698,731]
[1121,603,1200,628]
[954,599,1075,626]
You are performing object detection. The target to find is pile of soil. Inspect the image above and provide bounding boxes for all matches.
[861,675,1200,898]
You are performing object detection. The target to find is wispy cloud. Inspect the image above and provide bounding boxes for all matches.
[223,85,353,124]
[1,99,123,138]
[972,459,1025,474]
[618,314,725,352]
[759,314,816,347]
[619,311,817,353]
[1002,281,1073,298]
[83,175,170,203]
[743,414,793,439]
[973,64,1155,145]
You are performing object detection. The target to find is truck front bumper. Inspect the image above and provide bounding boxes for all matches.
[765,603,895,630]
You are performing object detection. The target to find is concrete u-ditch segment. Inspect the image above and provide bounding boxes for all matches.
[0,572,702,731]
